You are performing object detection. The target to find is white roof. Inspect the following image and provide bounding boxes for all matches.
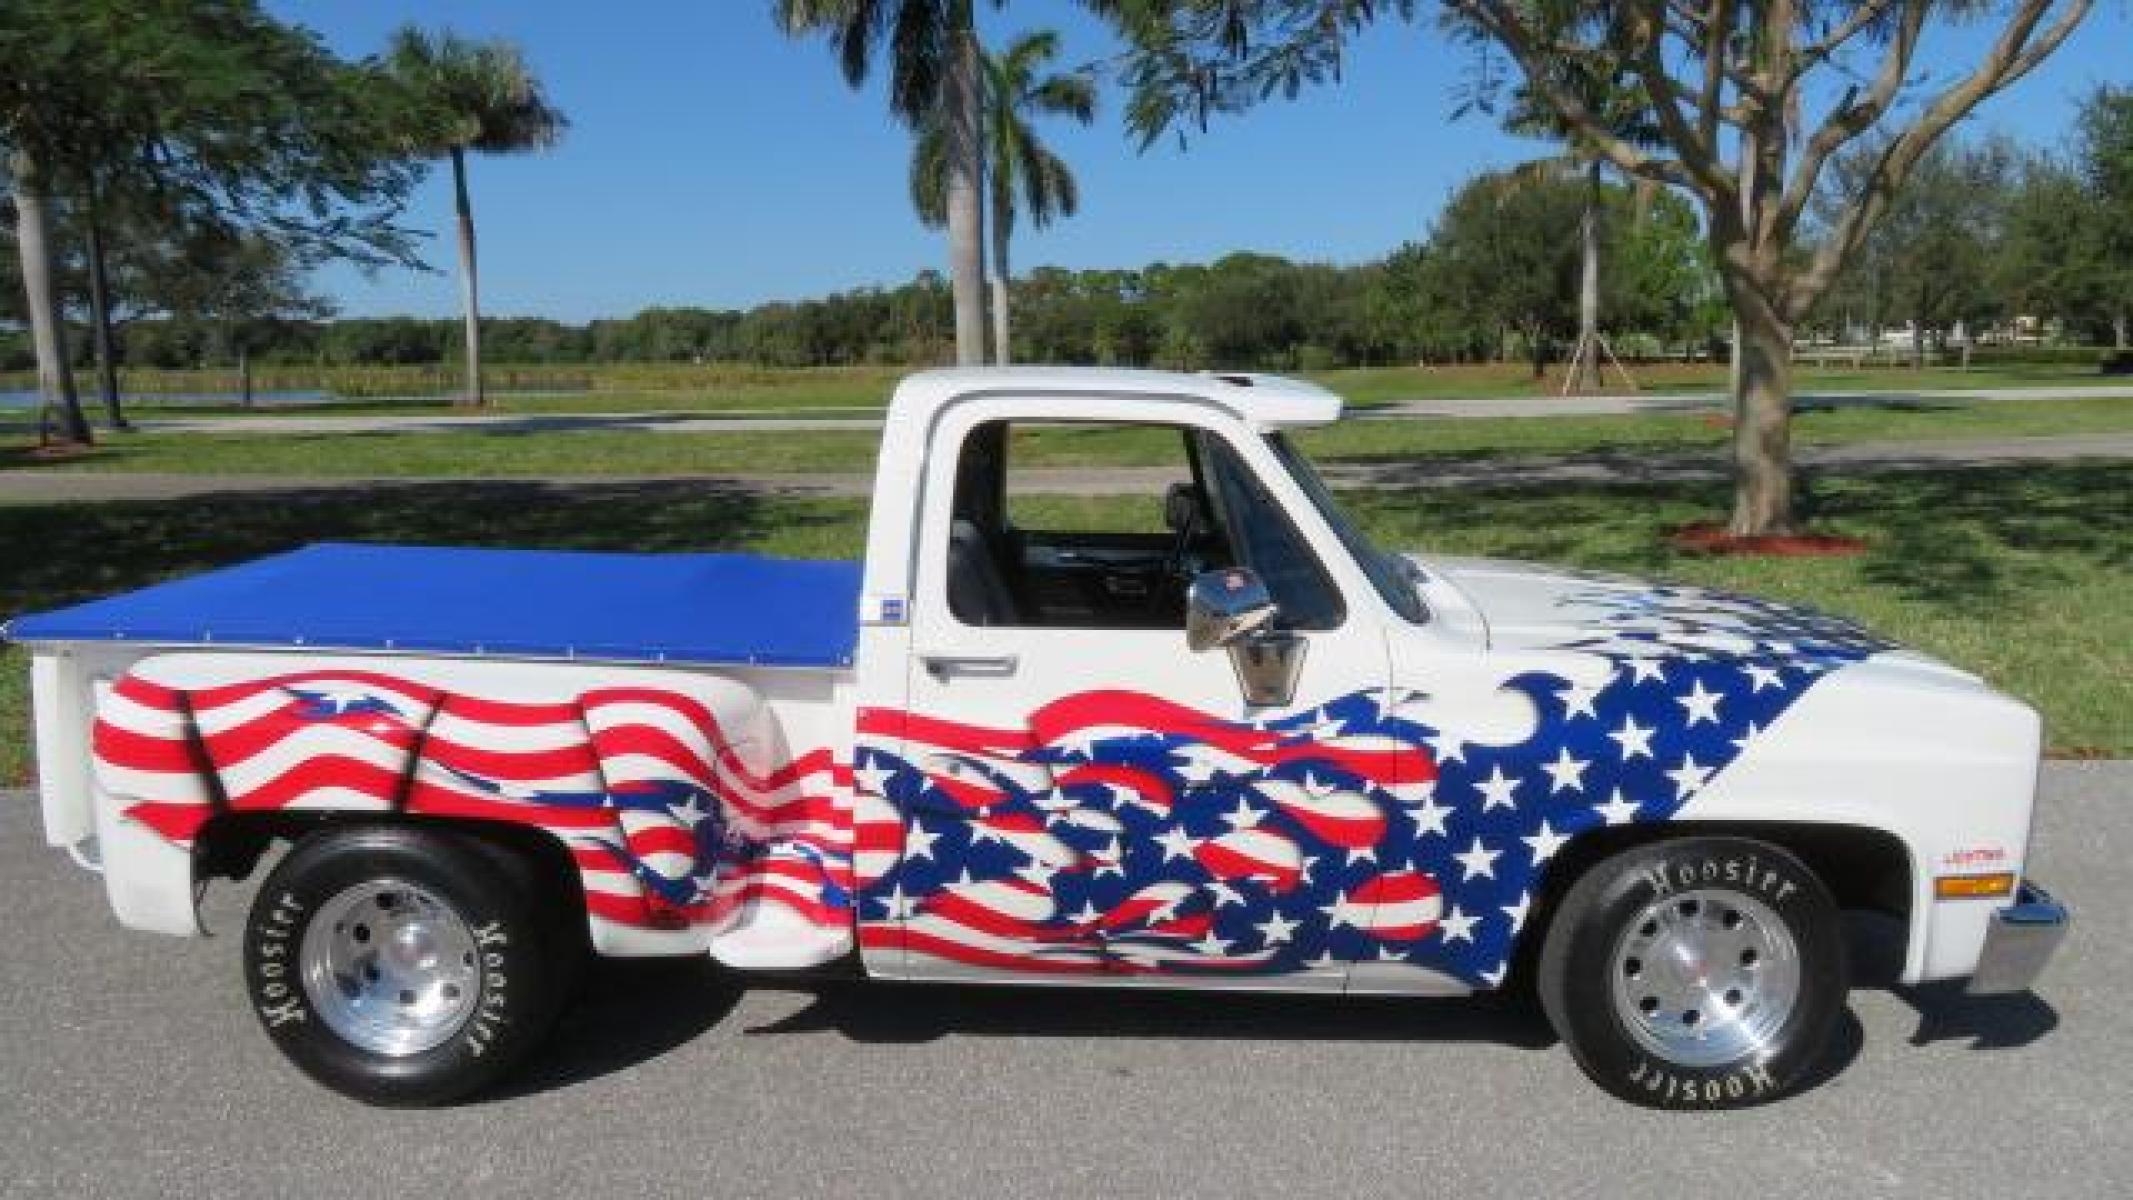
[888,366,1343,431]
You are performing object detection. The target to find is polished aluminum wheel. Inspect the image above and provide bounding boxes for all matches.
[299,879,481,1057]
[1608,886,1801,1069]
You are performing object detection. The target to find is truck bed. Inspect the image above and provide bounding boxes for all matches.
[4,542,862,669]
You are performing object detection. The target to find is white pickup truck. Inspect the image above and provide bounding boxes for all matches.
[9,367,2067,1109]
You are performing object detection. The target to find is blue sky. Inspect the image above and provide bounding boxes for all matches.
[278,1,2133,323]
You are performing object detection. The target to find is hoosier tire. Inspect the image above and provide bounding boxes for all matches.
[243,825,574,1106]
[1537,836,1848,1110]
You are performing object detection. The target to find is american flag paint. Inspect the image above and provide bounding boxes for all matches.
[853,581,1889,986]
[88,580,1887,986]
[91,670,856,946]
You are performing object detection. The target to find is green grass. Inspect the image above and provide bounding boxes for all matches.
[16,357,2122,423]
[3,463,2126,784]
[9,393,2128,479]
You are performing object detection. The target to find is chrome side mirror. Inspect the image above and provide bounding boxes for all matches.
[1187,568,1277,652]
[1187,568,1307,707]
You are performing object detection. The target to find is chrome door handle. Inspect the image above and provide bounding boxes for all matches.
[921,654,1019,680]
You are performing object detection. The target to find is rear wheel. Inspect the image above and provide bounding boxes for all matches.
[1537,836,1847,1109]
[243,825,574,1106]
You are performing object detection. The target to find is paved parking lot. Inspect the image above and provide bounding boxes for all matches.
[1,764,2123,1199]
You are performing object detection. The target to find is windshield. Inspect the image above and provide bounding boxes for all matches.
[1266,433,1429,624]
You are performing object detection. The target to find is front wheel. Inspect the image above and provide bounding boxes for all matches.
[243,825,573,1106]
[1537,836,1848,1109]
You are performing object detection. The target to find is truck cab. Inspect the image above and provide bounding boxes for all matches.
[8,367,2068,1110]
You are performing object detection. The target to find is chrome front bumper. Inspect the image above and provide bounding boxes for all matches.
[1966,881,2070,995]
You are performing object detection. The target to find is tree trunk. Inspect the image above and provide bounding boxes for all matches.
[452,147,484,407]
[1910,313,1926,370]
[8,149,91,447]
[83,179,127,431]
[1728,294,1798,537]
[238,345,253,408]
[944,25,988,367]
[2114,312,2128,351]
[990,188,1012,365]
[1572,158,1603,393]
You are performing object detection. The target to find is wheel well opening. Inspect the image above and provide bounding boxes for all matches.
[1508,821,1913,994]
[194,811,588,940]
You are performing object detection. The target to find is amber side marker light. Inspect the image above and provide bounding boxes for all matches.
[1936,872,2017,900]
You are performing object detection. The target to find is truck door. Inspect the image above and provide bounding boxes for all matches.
[859,409,1409,988]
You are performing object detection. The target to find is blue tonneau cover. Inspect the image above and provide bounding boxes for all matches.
[4,542,862,669]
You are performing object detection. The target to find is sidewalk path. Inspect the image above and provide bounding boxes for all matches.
[4,431,2127,506]
[9,382,2128,438]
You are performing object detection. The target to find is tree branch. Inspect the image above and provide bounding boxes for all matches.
[1790,0,2094,314]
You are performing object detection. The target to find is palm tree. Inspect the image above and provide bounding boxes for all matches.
[7,148,92,446]
[912,30,1094,364]
[1500,67,1659,394]
[387,27,566,407]
[777,0,998,366]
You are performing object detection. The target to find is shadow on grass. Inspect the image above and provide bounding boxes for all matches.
[1345,462,2132,618]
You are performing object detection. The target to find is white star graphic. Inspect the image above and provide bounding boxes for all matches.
[1608,714,1656,761]
[1479,965,1507,987]
[1475,764,1522,812]
[1192,931,1231,957]
[1220,796,1266,830]
[1677,679,1724,726]
[1557,678,1605,720]
[1453,836,1501,882]
[1155,825,1198,862]
[1406,791,1452,838]
[1172,745,1222,784]
[1255,911,1301,946]
[1594,788,1641,826]
[1743,663,1783,693]
[1625,656,1667,684]
[1425,729,1468,765]
[1206,880,1247,909]
[1319,891,1357,928]
[874,884,917,919]
[1071,900,1104,925]
[852,760,896,797]
[1502,891,1532,934]
[1665,751,1713,800]
[1013,861,1058,888]
[671,792,709,826]
[902,824,941,861]
[1522,819,1568,864]
[1541,746,1589,795]
[1438,904,1479,944]
[1731,722,1762,754]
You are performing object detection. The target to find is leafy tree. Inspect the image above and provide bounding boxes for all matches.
[388,26,568,407]
[1101,0,2094,535]
[1429,170,1587,374]
[1,0,425,445]
[1819,137,2018,364]
[779,0,1003,367]
[913,29,1096,363]
[1484,56,1662,390]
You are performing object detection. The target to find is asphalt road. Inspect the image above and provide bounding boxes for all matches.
[1,764,2124,1200]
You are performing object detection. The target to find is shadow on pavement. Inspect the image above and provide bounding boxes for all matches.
[1847,910,2063,1051]
[489,957,747,1101]
[740,976,1560,1050]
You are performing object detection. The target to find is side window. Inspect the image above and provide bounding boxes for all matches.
[942,420,1229,630]
[1194,432,1344,631]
